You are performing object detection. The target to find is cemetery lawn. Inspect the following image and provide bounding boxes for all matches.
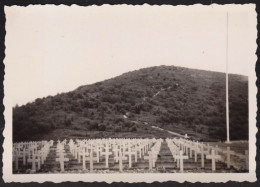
[35,128,178,141]
[206,141,249,171]
[206,141,248,155]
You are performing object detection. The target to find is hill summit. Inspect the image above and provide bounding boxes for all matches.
[13,65,248,142]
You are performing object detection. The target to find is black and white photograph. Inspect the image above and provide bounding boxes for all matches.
[3,4,257,183]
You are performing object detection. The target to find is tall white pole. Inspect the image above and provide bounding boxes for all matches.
[226,12,230,143]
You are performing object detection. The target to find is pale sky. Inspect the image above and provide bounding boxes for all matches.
[4,5,257,106]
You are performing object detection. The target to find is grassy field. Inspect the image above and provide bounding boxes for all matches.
[207,141,248,154]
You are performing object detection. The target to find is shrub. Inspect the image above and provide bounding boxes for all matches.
[194,119,200,125]
[64,118,72,127]
[73,126,80,130]
[215,128,226,138]
[98,124,106,131]
[88,122,98,130]
[51,123,56,129]
[101,94,120,104]
[115,118,123,124]
[115,127,122,132]
[83,109,89,117]
[132,104,143,114]
[131,126,137,132]
[124,121,133,128]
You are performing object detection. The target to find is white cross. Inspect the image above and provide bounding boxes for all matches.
[136,144,142,158]
[36,150,44,165]
[133,144,138,162]
[16,144,23,155]
[175,150,188,172]
[56,144,66,159]
[29,144,37,155]
[56,153,69,172]
[80,147,89,171]
[78,145,86,163]
[101,143,112,168]
[76,146,81,162]
[198,146,206,168]
[189,145,193,158]
[124,144,136,168]
[34,153,42,170]
[122,143,126,157]
[185,144,189,155]
[20,148,29,165]
[116,150,127,172]
[150,147,159,167]
[206,150,221,171]
[94,144,100,163]
[86,150,98,172]
[28,153,40,172]
[223,146,235,169]
[69,141,75,156]
[13,150,19,171]
[112,145,121,162]
[190,145,198,162]
[144,151,157,171]
[41,146,50,163]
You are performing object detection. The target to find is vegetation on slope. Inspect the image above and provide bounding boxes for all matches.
[13,65,248,142]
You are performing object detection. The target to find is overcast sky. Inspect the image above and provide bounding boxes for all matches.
[5,5,256,106]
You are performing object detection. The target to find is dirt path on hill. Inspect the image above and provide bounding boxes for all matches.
[122,86,188,138]
[150,125,187,138]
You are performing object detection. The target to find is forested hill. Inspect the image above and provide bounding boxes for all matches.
[13,65,248,142]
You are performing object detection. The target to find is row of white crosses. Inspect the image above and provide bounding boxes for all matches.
[65,138,160,172]
[113,138,157,171]
[169,138,249,172]
[13,140,53,172]
[167,138,222,172]
[166,138,188,172]
[14,138,249,173]
[173,138,211,169]
[55,140,69,172]
[68,139,102,171]
[144,139,163,171]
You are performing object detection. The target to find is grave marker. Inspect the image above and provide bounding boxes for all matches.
[86,150,98,172]
[175,150,188,172]
[56,153,69,172]
[21,148,29,165]
[13,150,19,171]
[116,150,127,172]
[28,153,40,172]
[199,146,206,168]
[101,143,112,168]
[223,146,235,169]
[125,144,136,168]
[206,150,221,171]
[144,151,157,171]
[81,147,89,171]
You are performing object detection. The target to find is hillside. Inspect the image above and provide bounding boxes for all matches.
[13,65,248,142]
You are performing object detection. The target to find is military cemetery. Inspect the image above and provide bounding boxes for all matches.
[12,64,250,174]
[12,137,249,173]
[12,63,250,174]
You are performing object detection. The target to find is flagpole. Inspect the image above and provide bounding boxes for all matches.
[226,12,230,143]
